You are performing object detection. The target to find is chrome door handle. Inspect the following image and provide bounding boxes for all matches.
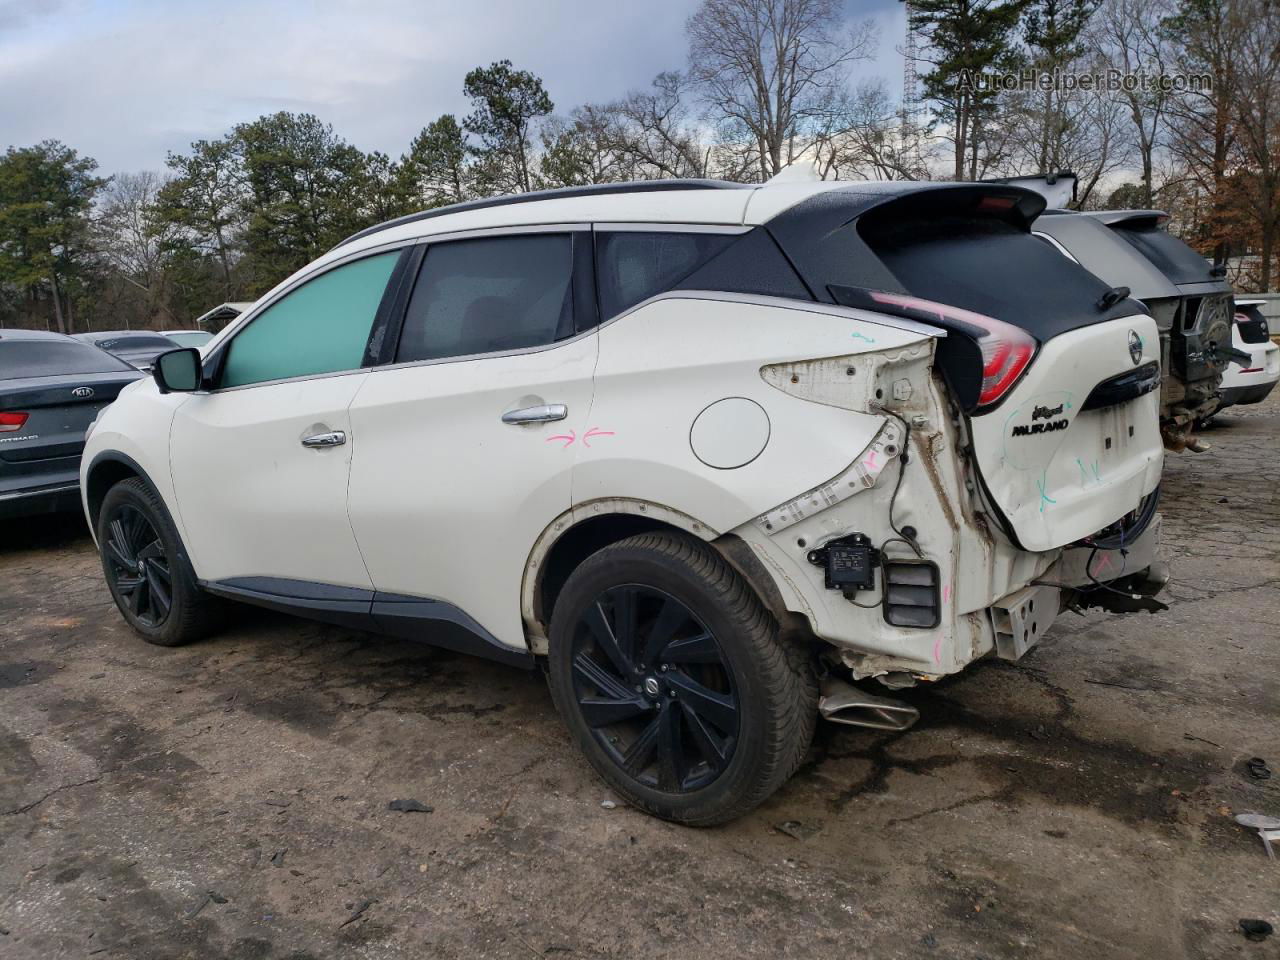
[501,404,568,425]
[301,431,346,448]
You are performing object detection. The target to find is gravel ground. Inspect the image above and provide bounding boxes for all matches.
[1,395,1277,960]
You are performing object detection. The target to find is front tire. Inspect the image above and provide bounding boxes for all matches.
[97,477,221,646]
[547,532,816,825]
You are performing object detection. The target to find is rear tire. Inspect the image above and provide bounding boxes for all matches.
[547,532,816,825]
[97,477,222,646]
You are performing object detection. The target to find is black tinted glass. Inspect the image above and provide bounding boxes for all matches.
[1111,225,1213,285]
[397,234,574,363]
[859,215,1125,340]
[596,232,736,320]
[0,340,134,379]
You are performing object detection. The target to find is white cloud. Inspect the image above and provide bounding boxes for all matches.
[0,0,902,173]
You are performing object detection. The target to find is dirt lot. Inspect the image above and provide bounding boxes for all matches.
[2,399,1278,960]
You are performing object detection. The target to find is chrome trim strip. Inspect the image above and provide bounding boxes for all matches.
[593,222,751,234]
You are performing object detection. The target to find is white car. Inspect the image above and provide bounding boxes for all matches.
[1218,300,1279,409]
[81,178,1167,824]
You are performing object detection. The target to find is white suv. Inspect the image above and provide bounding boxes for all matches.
[82,178,1168,824]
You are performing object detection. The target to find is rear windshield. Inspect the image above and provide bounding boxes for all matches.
[97,334,175,350]
[0,339,134,379]
[857,214,1130,340]
[1110,225,1212,285]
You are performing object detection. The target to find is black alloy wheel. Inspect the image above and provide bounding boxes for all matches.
[571,584,739,793]
[102,503,173,628]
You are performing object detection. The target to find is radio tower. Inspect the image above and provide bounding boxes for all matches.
[899,0,923,174]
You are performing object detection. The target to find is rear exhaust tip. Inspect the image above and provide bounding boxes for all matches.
[818,677,920,732]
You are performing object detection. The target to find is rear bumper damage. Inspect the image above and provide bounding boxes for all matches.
[990,513,1166,662]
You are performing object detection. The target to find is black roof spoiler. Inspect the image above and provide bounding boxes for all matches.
[1084,209,1171,229]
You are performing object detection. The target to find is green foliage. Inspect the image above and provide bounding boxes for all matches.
[910,0,1027,178]
[0,140,105,330]
[402,115,470,206]
[463,60,554,194]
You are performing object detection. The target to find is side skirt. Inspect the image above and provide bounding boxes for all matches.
[201,576,534,670]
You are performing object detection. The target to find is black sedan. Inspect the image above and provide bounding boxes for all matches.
[1,329,143,518]
[72,330,178,371]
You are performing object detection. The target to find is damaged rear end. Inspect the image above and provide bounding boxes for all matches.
[743,182,1168,687]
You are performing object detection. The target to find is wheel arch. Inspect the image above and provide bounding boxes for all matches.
[521,498,798,654]
[84,452,174,546]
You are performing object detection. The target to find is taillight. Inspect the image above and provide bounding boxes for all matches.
[0,412,29,432]
[868,291,1037,408]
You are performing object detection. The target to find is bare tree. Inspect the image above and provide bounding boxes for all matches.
[1163,0,1246,262]
[613,73,713,179]
[1227,0,1280,287]
[94,171,179,328]
[811,80,935,180]
[1093,0,1172,206]
[686,0,877,181]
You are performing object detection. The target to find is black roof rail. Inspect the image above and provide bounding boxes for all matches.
[333,179,754,250]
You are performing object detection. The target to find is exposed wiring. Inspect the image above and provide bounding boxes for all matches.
[879,407,924,558]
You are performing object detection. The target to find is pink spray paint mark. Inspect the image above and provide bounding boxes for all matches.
[582,426,615,448]
[933,585,951,665]
[863,450,879,471]
[546,429,576,447]
[1092,552,1112,576]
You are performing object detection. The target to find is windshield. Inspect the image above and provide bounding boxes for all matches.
[857,214,1130,340]
[165,331,212,347]
[1110,224,1213,285]
[0,339,134,380]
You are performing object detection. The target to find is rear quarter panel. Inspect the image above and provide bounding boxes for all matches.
[574,296,934,532]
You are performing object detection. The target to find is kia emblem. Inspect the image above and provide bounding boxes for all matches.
[1127,330,1142,366]
[72,386,95,398]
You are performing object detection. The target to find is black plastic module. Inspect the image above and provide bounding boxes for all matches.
[807,534,879,592]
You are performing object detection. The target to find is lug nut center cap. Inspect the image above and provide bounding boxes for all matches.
[643,677,661,697]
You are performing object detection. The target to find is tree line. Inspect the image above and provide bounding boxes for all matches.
[1,0,1277,335]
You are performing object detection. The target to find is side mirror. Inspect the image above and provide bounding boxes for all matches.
[153,348,202,394]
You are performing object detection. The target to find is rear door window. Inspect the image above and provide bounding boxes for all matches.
[595,231,736,320]
[0,340,134,379]
[220,251,399,388]
[396,234,574,363]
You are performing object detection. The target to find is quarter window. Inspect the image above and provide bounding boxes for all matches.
[595,231,736,320]
[396,234,574,363]
[220,251,399,388]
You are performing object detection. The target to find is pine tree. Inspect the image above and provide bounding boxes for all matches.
[910,0,1028,179]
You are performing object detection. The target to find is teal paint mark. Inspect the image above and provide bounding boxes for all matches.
[1076,458,1089,485]
[850,331,877,344]
[1037,474,1057,512]
[1064,400,1073,411]
[1092,460,1101,482]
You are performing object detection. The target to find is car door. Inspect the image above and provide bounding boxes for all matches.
[169,248,407,596]
[346,229,598,653]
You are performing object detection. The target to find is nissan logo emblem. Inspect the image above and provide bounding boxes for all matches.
[1127,330,1142,366]
[72,386,95,398]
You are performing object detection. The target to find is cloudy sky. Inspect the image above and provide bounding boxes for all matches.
[0,0,904,175]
